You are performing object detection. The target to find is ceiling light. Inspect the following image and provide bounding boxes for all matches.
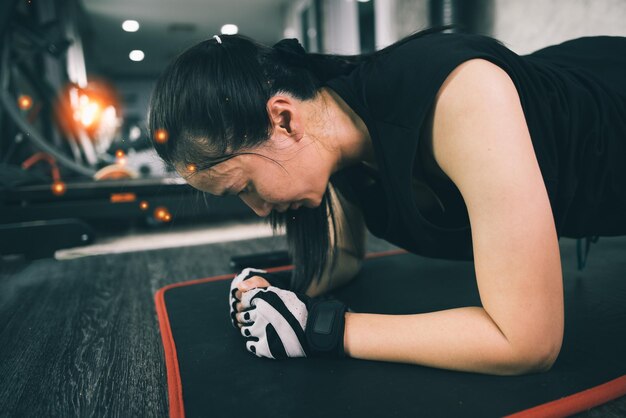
[129,50,145,62]
[283,28,297,38]
[221,24,238,35]
[122,20,140,32]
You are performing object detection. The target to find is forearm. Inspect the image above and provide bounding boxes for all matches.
[305,183,366,298]
[306,250,362,297]
[343,306,551,376]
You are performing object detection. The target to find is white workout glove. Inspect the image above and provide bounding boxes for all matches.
[237,286,349,359]
[229,267,292,329]
[229,268,267,329]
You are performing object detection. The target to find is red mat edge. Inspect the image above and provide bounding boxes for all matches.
[503,375,626,418]
[154,248,626,418]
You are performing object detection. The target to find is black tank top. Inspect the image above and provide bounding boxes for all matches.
[326,33,626,261]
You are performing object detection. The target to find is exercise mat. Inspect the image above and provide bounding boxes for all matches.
[155,248,626,418]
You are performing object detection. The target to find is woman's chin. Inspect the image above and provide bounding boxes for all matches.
[303,199,321,209]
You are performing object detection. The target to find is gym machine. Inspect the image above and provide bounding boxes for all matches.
[0,0,252,260]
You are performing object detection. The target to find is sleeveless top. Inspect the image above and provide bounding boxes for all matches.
[325,33,626,261]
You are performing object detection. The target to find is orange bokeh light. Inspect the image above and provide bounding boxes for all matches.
[154,206,170,221]
[154,129,169,144]
[56,78,121,139]
[18,95,33,110]
[75,95,101,128]
[163,214,172,222]
[140,201,149,210]
[115,150,126,166]
[187,164,197,173]
[51,181,67,196]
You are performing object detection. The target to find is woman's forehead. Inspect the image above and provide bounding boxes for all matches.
[176,158,227,184]
[207,157,241,177]
[203,158,246,188]
[182,163,239,195]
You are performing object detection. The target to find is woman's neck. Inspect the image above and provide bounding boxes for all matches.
[316,87,376,173]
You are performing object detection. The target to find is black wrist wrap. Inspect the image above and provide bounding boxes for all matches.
[305,299,349,358]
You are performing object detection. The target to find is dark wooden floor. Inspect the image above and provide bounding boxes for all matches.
[0,226,624,417]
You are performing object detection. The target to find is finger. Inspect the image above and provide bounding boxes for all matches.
[237,309,255,325]
[230,268,252,291]
[245,333,273,359]
[237,276,271,298]
[240,287,266,310]
[241,325,251,337]
[231,268,267,298]
[246,340,260,357]
[241,319,260,339]
[247,276,272,288]
[230,298,239,316]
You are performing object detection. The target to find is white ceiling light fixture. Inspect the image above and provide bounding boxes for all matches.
[122,20,140,32]
[129,50,145,62]
[221,24,238,35]
[283,28,297,38]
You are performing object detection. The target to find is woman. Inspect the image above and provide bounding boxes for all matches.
[148,28,626,375]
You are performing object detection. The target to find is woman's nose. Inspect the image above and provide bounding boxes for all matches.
[239,194,272,217]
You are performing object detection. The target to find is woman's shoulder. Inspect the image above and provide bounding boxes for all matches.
[435,58,516,109]
[364,33,514,129]
[324,32,521,136]
[376,32,508,69]
[429,57,528,183]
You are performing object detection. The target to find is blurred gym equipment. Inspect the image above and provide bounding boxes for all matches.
[0,0,252,259]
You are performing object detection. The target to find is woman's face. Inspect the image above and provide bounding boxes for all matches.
[178,138,330,217]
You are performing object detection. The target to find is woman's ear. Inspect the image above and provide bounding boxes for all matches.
[267,95,304,140]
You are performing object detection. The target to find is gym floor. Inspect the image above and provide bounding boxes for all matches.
[0,224,624,417]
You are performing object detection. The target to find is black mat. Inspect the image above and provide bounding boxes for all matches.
[155,246,626,418]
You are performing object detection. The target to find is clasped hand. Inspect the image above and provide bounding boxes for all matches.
[229,268,310,359]
[229,267,349,360]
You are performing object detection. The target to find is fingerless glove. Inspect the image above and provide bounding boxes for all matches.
[237,286,349,359]
[229,268,291,329]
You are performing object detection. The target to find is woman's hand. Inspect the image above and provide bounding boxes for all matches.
[234,276,271,328]
[235,276,271,300]
[236,286,350,359]
[229,267,274,329]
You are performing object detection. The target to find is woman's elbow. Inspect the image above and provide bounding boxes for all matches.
[505,337,562,375]
[534,338,562,372]
[518,348,560,375]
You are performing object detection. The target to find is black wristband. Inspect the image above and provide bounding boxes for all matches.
[305,299,349,358]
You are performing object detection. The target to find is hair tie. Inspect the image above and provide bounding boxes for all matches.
[272,38,308,67]
[273,38,306,55]
[213,35,222,44]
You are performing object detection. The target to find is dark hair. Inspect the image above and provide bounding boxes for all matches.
[147,26,452,293]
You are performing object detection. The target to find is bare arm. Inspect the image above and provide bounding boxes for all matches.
[343,59,564,376]
[305,182,367,297]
